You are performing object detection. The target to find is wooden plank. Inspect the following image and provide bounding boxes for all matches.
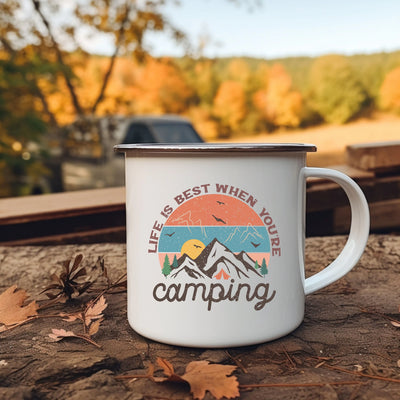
[0,226,126,246]
[0,186,125,225]
[333,198,400,234]
[306,174,400,212]
[346,141,400,172]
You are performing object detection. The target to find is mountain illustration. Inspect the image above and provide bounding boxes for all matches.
[170,238,262,280]
[170,254,207,279]
[224,223,263,245]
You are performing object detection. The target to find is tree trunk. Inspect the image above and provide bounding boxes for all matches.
[32,0,84,116]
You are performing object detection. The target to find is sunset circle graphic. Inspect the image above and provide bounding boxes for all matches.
[158,194,271,279]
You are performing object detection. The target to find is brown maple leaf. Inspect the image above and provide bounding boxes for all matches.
[0,285,38,326]
[118,357,239,400]
[181,360,239,400]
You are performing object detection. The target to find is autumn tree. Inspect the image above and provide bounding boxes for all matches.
[379,67,400,113]
[132,57,194,115]
[309,55,369,124]
[0,59,50,196]
[213,80,247,137]
[252,64,303,129]
[226,59,252,92]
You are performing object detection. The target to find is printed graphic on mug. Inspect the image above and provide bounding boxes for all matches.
[147,184,282,311]
[158,193,271,279]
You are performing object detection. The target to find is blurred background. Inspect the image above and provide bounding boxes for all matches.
[1,0,400,197]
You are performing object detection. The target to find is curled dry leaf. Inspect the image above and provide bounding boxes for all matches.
[0,285,38,326]
[84,295,107,326]
[49,328,77,341]
[48,296,107,348]
[87,318,103,336]
[119,357,239,400]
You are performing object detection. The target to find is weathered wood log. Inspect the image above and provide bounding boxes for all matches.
[1,235,400,399]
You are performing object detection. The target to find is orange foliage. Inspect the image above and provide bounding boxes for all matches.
[227,59,251,88]
[213,80,246,133]
[41,54,303,134]
[380,66,400,112]
[132,57,194,115]
[193,60,217,105]
[187,106,218,140]
[253,64,303,128]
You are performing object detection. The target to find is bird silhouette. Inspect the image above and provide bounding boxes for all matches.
[193,244,202,248]
[251,242,261,248]
[165,232,175,237]
[216,201,225,205]
[212,214,226,224]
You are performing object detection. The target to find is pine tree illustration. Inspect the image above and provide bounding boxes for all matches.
[254,260,260,269]
[261,258,268,276]
[172,254,178,269]
[162,254,172,277]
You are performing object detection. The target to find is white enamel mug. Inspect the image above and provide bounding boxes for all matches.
[115,143,370,348]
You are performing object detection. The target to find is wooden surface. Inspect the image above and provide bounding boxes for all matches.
[0,187,125,224]
[0,187,126,245]
[0,171,399,243]
[346,141,400,173]
[1,234,400,399]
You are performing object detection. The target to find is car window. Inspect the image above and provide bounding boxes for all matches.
[122,123,155,143]
[152,123,203,143]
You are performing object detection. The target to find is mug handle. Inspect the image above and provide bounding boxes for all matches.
[301,167,370,295]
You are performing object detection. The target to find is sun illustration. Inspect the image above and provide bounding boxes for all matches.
[181,239,205,259]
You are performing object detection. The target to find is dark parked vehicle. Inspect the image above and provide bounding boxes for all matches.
[61,115,203,191]
[120,116,203,145]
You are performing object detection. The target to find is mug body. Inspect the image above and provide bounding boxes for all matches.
[118,144,316,347]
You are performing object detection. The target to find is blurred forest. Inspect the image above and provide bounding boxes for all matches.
[1,0,400,196]
[4,50,400,138]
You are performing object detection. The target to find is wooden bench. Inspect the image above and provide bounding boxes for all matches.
[0,141,399,244]
[307,141,400,235]
[0,187,126,245]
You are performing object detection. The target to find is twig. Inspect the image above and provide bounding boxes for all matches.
[239,381,363,389]
[72,334,101,348]
[0,313,69,333]
[116,372,362,389]
[116,374,154,381]
[225,351,248,373]
[323,364,400,383]
[282,345,296,368]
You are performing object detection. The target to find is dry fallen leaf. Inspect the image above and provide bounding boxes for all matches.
[128,357,239,400]
[84,295,107,326]
[152,357,186,384]
[48,328,77,341]
[48,296,107,348]
[0,285,38,326]
[181,360,239,400]
[48,327,101,348]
